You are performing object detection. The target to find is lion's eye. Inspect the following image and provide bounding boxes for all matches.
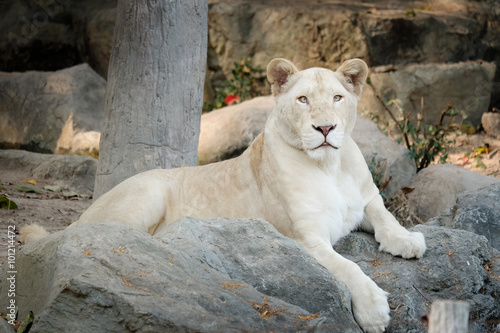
[334,95,343,102]
[298,96,308,104]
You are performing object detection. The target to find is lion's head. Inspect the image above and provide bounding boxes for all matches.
[266,58,368,162]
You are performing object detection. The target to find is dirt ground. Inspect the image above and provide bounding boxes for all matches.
[446,132,500,178]
[0,169,93,265]
[1,131,499,267]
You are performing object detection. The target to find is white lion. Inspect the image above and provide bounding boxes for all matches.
[22,58,426,333]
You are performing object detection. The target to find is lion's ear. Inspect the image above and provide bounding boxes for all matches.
[267,58,299,96]
[336,59,369,96]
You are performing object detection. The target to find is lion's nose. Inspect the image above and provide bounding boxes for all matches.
[313,124,336,138]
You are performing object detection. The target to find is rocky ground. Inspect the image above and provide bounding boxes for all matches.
[447,132,500,178]
[0,160,93,264]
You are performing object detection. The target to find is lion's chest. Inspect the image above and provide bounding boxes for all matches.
[283,168,366,245]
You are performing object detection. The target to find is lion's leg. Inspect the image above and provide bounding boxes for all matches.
[298,234,390,333]
[361,195,426,259]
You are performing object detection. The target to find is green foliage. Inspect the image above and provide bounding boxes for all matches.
[16,185,44,194]
[17,311,34,333]
[1,309,34,333]
[0,195,18,209]
[204,57,265,112]
[379,96,464,172]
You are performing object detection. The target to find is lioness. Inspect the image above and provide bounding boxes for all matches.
[22,58,426,332]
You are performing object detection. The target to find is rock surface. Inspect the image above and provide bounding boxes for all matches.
[0,149,97,192]
[0,218,361,332]
[0,317,15,333]
[351,114,416,199]
[405,164,500,222]
[482,112,500,139]
[198,96,273,165]
[427,182,500,251]
[3,218,500,332]
[359,61,496,127]
[334,225,500,333]
[0,0,116,77]
[205,0,500,110]
[1,0,499,111]
[0,64,105,153]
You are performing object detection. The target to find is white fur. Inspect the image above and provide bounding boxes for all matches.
[21,58,426,332]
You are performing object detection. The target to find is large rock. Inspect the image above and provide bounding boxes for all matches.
[200,96,415,199]
[0,0,116,77]
[0,0,82,72]
[0,318,15,333]
[351,115,416,199]
[198,96,273,165]
[427,182,500,251]
[0,149,97,192]
[482,112,500,139]
[207,3,367,80]
[206,1,499,76]
[206,1,500,110]
[75,6,116,78]
[358,7,489,67]
[0,64,105,153]
[405,164,500,222]
[3,0,499,109]
[4,218,499,332]
[1,218,361,332]
[335,225,500,333]
[360,61,496,127]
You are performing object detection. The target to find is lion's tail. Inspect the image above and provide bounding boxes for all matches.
[20,224,50,244]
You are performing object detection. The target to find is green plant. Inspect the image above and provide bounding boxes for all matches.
[376,95,464,172]
[204,57,265,112]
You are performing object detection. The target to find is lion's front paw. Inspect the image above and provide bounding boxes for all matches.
[352,279,390,333]
[379,231,426,259]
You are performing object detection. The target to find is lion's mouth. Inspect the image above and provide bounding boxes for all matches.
[313,141,338,150]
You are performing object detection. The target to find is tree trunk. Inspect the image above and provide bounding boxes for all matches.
[94,0,207,199]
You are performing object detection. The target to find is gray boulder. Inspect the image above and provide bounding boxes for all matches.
[1,218,360,332]
[351,115,416,200]
[405,164,500,222]
[360,61,496,127]
[0,64,105,153]
[206,2,500,110]
[4,218,499,332]
[335,225,500,333]
[0,318,15,333]
[0,0,116,78]
[198,96,273,165]
[2,1,500,110]
[482,112,500,139]
[0,149,96,192]
[428,182,500,251]
[207,3,367,82]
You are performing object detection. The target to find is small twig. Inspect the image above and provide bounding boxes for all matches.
[374,94,411,150]
[438,102,453,127]
[417,96,424,129]
[413,285,432,307]
[374,94,400,127]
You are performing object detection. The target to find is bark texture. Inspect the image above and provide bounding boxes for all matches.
[94,0,207,199]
